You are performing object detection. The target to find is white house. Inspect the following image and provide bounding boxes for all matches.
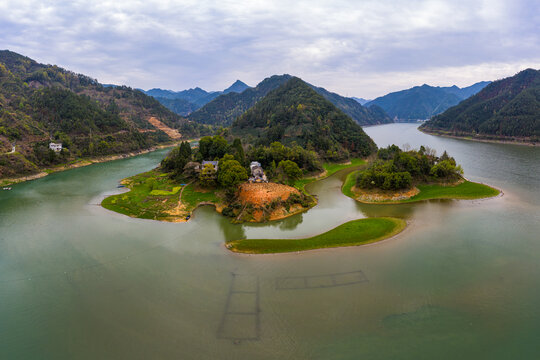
[249,161,268,183]
[49,142,62,152]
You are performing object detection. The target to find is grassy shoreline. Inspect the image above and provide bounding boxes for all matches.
[342,170,500,204]
[226,217,406,254]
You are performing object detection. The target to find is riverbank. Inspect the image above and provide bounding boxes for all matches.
[419,128,539,147]
[225,217,407,254]
[0,143,180,187]
[342,171,500,204]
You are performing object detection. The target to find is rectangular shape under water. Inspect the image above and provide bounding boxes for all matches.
[276,270,368,290]
[217,274,260,341]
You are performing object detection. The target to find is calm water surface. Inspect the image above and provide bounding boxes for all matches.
[1,123,539,359]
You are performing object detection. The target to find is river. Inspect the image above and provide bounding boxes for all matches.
[1,123,539,359]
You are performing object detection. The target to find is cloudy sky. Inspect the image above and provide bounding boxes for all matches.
[1,0,538,98]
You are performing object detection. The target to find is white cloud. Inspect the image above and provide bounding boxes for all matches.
[0,0,538,96]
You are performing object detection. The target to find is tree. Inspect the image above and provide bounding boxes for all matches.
[210,135,228,159]
[232,138,245,164]
[277,160,302,183]
[198,136,211,159]
[218,158,248,188]
[161,141,191,174]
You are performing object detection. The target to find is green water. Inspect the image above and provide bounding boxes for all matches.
[1,123,539,359]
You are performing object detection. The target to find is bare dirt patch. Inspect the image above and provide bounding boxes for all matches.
[147,117,182,140]
[238,183,300,206]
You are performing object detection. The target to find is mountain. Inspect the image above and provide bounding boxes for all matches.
[188,75,293,126]
[366,81,490,120]
[223,80,250,94]
[308,84,392,125]
[420,69,540,141]
[144,80,250,116]
[189,74,392,126]
[231,77,377,159]
[0,50,206,179]
[441,81,491,99]
[352,97,370,105]
[150,97,198,116]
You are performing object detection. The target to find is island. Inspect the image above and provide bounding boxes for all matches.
[342,144,500,203]
[101,137,368,223]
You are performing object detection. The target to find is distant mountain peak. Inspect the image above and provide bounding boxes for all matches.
[366,80,491,120]
[223,80,250,94]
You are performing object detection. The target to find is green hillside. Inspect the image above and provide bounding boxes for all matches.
[231,77,376,159]
[308,84,393,125]
[421,69,539,141]
[0,50,208,179]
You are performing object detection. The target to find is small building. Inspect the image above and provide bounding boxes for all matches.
[49,142,62,152]
[249,161,268,183]
[201,160,219,171]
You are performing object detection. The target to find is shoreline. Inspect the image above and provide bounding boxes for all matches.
[419,128,538,147]
[0,143,179,187]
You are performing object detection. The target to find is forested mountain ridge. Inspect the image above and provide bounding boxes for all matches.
[367,81,490,120]
[188,75,292,126]
[144,80,250,116]
[420,69,540,141]
[189,74,392,126]
[308,84,392,125]
[0,50,207,179]
[231,77,377,159]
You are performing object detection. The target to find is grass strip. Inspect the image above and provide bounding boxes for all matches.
[226,217,406,254]
[408,181,500,202]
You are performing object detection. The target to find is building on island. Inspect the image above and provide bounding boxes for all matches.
[249,161,268,183]
[49,142,62,152]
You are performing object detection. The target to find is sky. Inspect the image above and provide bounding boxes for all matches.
[0,0,538,99]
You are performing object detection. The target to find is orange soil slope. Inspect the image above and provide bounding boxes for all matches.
[238,182,300,206]
[147,117,182,140]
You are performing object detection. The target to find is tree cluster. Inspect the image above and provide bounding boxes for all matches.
[160,136,317,191]
[357,145,463,191]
